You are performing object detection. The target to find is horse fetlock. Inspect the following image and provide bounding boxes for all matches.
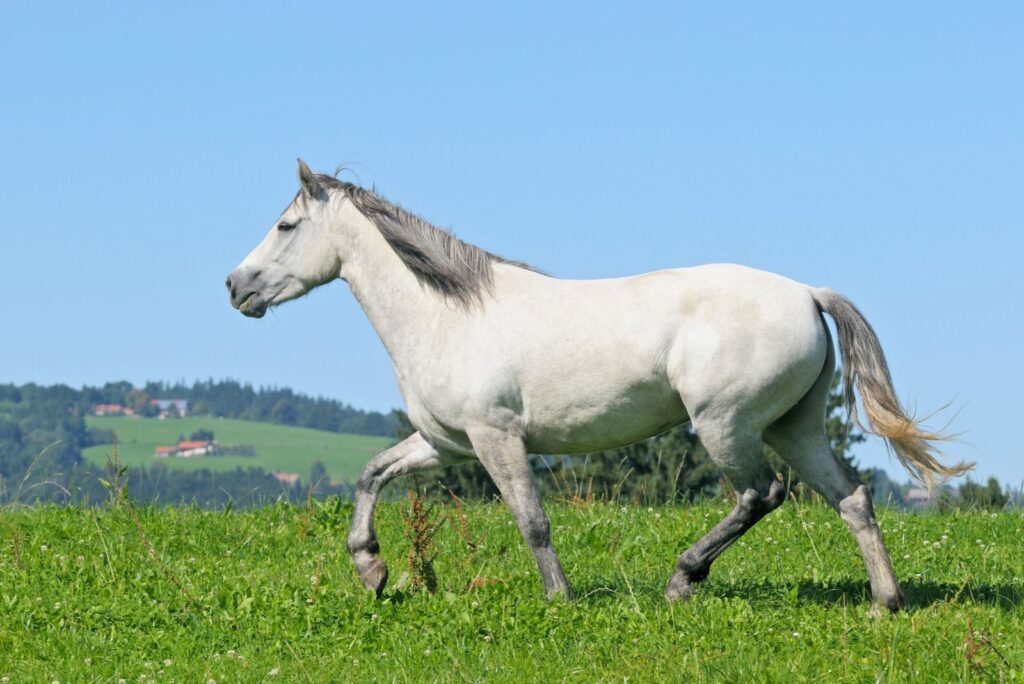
[674,550,710,582]
[346,528,380,556]
[666,552,709,601]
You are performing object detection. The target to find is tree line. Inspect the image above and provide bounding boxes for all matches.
[0,379,1016,509]
[67,378,399,436]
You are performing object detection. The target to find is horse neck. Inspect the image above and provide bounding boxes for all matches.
[336,202,447,366]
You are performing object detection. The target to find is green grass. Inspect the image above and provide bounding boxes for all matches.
[1,499,1021,681]
[83,416,394,482]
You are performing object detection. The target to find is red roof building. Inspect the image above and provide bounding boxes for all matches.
[154,440,217,458]
[94,404,135,416]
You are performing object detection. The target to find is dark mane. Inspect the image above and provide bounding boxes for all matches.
[317,174,532,308]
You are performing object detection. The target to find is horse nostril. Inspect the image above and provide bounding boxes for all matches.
[225,276,233,290]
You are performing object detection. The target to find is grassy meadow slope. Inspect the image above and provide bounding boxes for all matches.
[0,500,1021,681]
[83,416,393,482]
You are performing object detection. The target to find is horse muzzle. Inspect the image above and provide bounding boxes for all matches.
[225,270,268,318]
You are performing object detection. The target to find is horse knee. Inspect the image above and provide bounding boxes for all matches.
[674,548,710,582]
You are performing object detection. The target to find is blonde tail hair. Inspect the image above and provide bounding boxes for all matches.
[813,288,972,486]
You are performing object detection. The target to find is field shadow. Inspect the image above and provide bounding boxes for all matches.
[378,575,1021,610]
[713,579,1022,610]
[565,576,1022,610]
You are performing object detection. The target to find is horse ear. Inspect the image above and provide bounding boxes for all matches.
[297,158,325,200]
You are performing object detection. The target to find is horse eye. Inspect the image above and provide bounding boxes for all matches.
[277,221,296,232]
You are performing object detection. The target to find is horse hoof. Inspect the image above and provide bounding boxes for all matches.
[358,558,389,595]
[546,586,575,602]
[871,590,905,616]
[664,578,695,603]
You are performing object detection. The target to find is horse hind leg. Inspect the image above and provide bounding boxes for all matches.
[665,430,786,601]
[764,369,905,613]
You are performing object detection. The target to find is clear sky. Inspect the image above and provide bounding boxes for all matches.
[1,3,1020,486]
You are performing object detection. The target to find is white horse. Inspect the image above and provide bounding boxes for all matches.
[227,160,969,611]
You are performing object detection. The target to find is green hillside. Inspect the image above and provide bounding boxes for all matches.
[83,416,393,483]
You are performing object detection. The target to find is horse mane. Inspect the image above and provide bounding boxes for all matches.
[316,174,532,308]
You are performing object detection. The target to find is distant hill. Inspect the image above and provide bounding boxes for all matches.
[83,416,393,483]
[0,381,399,507]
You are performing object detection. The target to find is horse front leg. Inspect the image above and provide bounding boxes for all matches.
[468,426,573,600]
[346,432,444,594]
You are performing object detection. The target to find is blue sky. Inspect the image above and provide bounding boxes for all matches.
[1,3,1020,486]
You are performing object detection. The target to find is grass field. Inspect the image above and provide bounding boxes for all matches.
[83,416,394,483]
[1,499,1021,681]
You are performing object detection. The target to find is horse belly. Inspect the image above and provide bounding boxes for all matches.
[522,375,687,454]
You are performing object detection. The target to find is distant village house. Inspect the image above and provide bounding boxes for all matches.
[92,403,134,416]
[905,488,935,509]
[154,439,217,458]
[272,472,301,486]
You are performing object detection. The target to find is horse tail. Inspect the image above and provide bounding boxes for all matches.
[812,288,972,486]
